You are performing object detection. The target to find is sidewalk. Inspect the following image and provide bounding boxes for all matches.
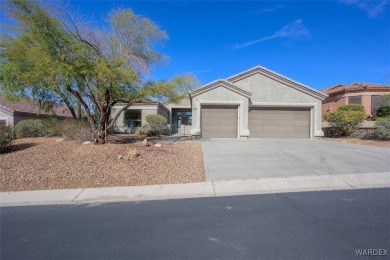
[1,172,390,207]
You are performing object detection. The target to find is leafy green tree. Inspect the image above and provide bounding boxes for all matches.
[0,0,197,144]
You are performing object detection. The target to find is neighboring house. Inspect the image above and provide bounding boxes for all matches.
[0,95,74,126]
[112,66,327,139]
[321,83,390,119]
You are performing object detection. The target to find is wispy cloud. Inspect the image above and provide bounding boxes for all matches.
[234,19,310,49]
[341,0,389,17]
[260,5,286,13]
[240,5,285,17]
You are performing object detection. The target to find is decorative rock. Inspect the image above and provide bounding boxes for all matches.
[56,138,64,142]
[142,139,149,146]
[126,149,140,160]
[83,141,91,145]
[118,155,124,160]
[154,144,162,148]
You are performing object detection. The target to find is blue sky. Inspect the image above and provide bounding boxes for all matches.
[4,0,390,90]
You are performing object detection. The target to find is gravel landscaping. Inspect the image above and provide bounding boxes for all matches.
[323,137,390,148]
[0,135,205,192]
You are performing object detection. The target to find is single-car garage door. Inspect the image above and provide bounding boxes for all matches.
[201,105,238,138]
[249,107,310,139]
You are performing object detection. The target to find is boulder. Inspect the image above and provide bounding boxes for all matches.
[142,138,149,146]
[83,141,91,145]
[154,144,162,148]
[118,155,124,160]
[126,149,140,160]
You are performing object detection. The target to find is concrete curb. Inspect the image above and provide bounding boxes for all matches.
[1,172,389,207]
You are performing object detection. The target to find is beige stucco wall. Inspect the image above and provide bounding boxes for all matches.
[110,104,169,133]
[157,108,169,120]
[232,73,324,137]
[165,97,191,125]
[191,86,250,137]
[0,108,13,125]
[165,97,191,110]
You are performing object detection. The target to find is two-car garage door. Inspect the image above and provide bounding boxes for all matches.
[201,105,310,139]
[249,107,310,139]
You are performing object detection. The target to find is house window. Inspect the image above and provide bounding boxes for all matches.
[348,96,361,104]
[0,118,8,126]
[124,110,142,127]
[371,95,390,115]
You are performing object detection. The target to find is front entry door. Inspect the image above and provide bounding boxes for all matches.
[179,116,191,135]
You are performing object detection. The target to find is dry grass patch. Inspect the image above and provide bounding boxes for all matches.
[0,136,205,192]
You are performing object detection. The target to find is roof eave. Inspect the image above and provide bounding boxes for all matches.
[190,80,252,99]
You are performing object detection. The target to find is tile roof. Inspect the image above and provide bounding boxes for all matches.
[322,83,390,95]
[0,95,74,117]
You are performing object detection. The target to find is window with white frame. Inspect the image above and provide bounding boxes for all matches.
[124,110,142,127]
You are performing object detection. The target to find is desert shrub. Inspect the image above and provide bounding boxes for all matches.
[0,125,15,151]
[56,119,92,142]
[349,128,375,139]
[373,118,390,140]
[15,119,56,138]
[136,125,148,136]
[337,104,365,112]
[323,127,344,138]
[376,106,390,118]
[324,104,366,136]
[139,114,169,136]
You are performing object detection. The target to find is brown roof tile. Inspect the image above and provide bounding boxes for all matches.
[321,82,390,95]
[0,95,74,117]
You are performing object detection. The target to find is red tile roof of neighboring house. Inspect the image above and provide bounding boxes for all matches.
[0,95,74,117]
[322,83,390,95]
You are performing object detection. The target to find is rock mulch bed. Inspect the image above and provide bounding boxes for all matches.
[323,137,390,148]
[0,136,205,192]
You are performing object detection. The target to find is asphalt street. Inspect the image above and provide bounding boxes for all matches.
[1,188,389,259]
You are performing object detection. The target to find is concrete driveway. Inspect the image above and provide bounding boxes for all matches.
[201,139,390,181]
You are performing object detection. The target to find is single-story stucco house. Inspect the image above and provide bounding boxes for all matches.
[321,83,390,119]
[112,66,328,139]
[0,95,74,126]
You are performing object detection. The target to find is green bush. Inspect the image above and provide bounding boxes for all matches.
[337,104,365,112]
[0,125,15,151]
[15,119,57,138]
[138,114,169,136]
[373,118,390,140]
[376,106,390,118]
[324,104,367,136]
[56,119,92,142]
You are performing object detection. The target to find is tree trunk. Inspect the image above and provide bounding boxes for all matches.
[67,105,77,118]
[93,125,106,144]
[93,110,108,145]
